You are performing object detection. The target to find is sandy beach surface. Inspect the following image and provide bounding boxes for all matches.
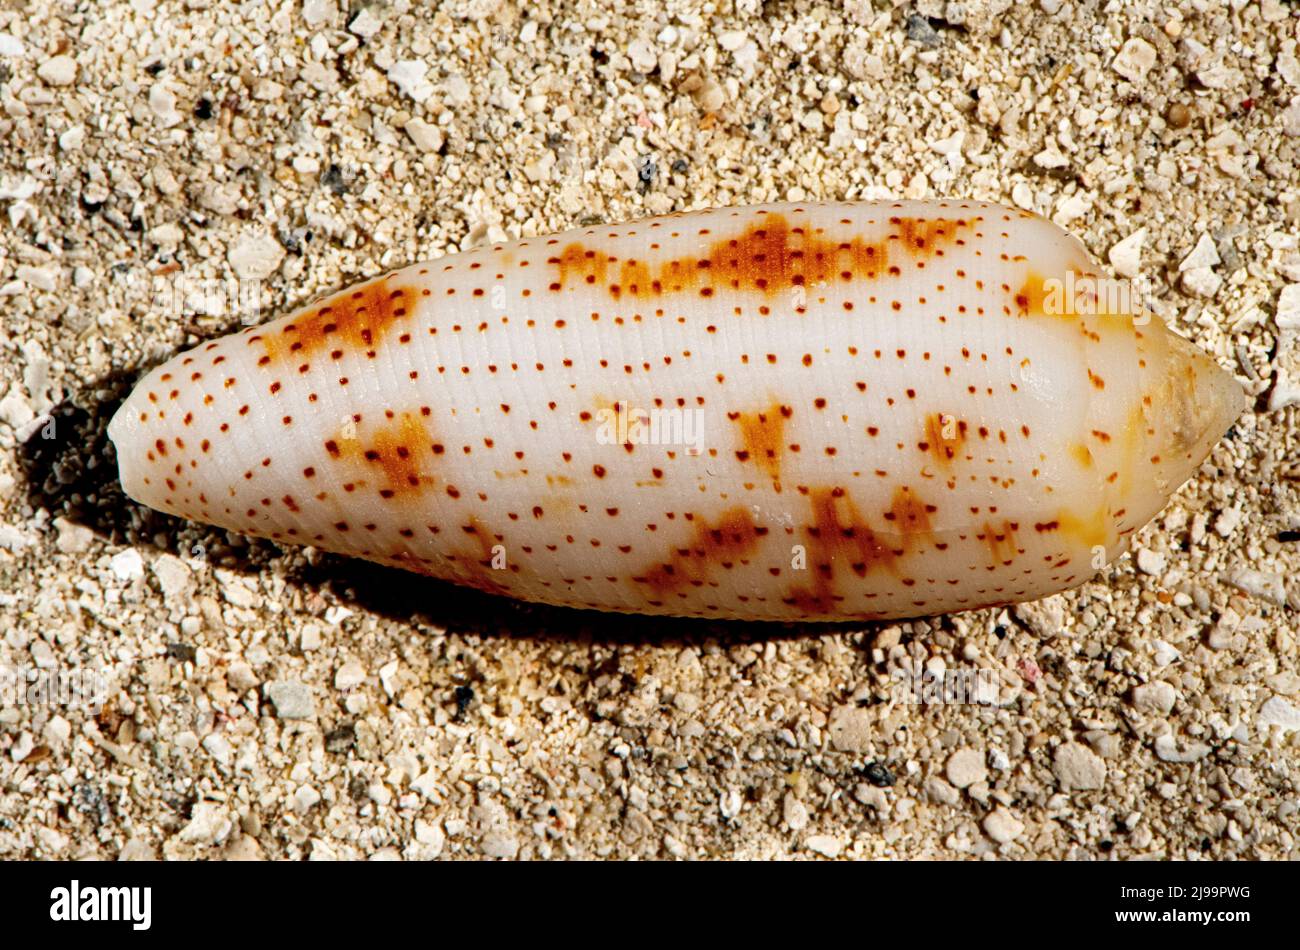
[1,0,1298,859]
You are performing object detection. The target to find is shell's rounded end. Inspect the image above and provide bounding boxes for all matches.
[107,379,151,508]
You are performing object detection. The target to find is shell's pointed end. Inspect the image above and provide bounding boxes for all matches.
[1140,322,1247,497]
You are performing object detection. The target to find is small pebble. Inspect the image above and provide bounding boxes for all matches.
[861,760,895,787]
[53,517,94,554]
[0,389,35,430]
[925,776,960,806]
[413,819,445,856]
[1166,102,1192,128]
[302,0,337,28]
[1276,285,1300,330]
[480,832,519,859]
[1087,732,1121,759]
[37,54,77,86]
[1181,266,1221,297]
[1135,548,1166,576]
[43,715,71,748]
[10,732,34,763]
[404,117,443,153]
[1214,507,1243,538]
[147,222,183,246]
[1258,696,1300,733]
[226,234,285,281]
[1154,733,1211,763]
[348,7,383,39]
[1108,228,1146,278]
[227,663,257,693]
[1225,569,1287,606]
[293,786,321,812]
[252,79,283,101]
[16,264,58,292]
[693,78,725,113]
[717,31,747,53]
[222,837,265,861]
[1033,145,1068,170]
[1052,742,1107,791]
[299,623,321,651]
[627,37,657,73]
[202,733,232,768]
[1112,38,1157,82]
[387,60,433,103]
[150,554,191,597]
[109,548,144,582]
[264,681,316,720]
[828,704,874,754]
[805,834,843,858]
[1207,612,1241,652]
[148,83,182,126]
[782,792,809,831]
[178,803,232,846]
[905,14,941,48]
[1279,51,1300,89]
[945,747,987,789]
[1196,61,1238,90]
[982,806,1024,844]
[334,660,366,691]
[1180,233,1221,271]
[1132,680,1177,716]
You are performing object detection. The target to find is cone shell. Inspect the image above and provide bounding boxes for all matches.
[109,201,1246,620]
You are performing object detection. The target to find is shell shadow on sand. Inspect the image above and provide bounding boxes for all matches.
[17,365,879,649]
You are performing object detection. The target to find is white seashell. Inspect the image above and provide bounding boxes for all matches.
[109,201,1245,621]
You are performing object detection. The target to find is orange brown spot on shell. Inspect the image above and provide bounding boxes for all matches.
[784,485,934,614]
[451,517,510,595]
[550,213,973,300]
[329,409,438,500]
[921,411,966,467]
[732,401,790,481]
[1014,270,1053,316]
[634,508,767,596]
[1056,507,1110,549]
[979,520,1021,567]
[262,275,417,366]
